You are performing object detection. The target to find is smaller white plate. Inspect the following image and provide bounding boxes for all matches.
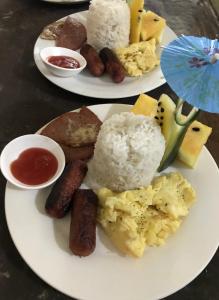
[34,11,177,99]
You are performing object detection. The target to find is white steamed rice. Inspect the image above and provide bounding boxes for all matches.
[87,0,130,50]
[86,112,165,192]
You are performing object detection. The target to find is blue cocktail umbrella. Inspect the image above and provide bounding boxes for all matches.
[161,35,219,113]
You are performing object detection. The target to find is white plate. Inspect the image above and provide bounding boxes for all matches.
[5,104,219,300]
[34,11,177,99]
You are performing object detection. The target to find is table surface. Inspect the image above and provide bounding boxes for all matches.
[0,0,219,299]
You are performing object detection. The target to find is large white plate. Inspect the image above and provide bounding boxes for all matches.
[34,11,177,99]
[5,104,219,300]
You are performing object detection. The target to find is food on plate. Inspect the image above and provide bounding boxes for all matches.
[45,160,87,218]
[140,10,166,43]
[132,93,212,169]
[178,119,212,168]
[69,189,98,256]
[128,0,144,44]
[115,39,159,76]
[41,106,102,161]
[99,47,125,83]
[47,55,80,69]
[131,93,157,117]
[40,20,65,40]
[39,1,168,83]
[80,44,105,77]
[86,112,165,192]
[86,0,130,51]
[97,172,196,257]
[10,147,58,185]
[59,144,94,163]
[56,17,87,51]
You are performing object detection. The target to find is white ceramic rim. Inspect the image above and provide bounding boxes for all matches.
[40,46,87,72]
[0,134,65,190]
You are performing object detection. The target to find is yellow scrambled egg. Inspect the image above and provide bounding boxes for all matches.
[97,172,196,258]
[115,39,159,77]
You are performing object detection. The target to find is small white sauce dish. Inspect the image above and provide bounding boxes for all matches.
[40,46,87,77]
[0,134,65,190]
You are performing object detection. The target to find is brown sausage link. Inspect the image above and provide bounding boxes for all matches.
[69,189,98,257]
[45,160,87,218]
[99,47,125,83]
[80,44,105,77]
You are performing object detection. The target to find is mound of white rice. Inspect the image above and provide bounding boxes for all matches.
[87,0,130,50]
[86,112,165,192]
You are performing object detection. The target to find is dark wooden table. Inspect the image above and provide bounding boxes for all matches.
[0,0,218,299]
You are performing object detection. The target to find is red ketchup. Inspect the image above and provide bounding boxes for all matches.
[48,55,80,69]
[10,148,58,185]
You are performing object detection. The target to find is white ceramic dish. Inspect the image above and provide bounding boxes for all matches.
[40,47,87,77]
[5,104,219,300]
[34,11,177,99]
[1,134,65,189]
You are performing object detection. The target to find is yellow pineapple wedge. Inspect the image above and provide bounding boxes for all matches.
[132,94,212,168]
[178,120,212,168]
[129,0,144,44]
[141,10,166,44]
[131,93,157,116]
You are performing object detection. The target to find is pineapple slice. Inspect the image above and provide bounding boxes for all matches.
[131,93,158,116]
[129,0,144,44]
[141,10,166,44]
[178,120,212,168]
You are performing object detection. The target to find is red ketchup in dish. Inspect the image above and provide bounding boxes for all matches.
[48,55,80,69]
[10,148,58,185]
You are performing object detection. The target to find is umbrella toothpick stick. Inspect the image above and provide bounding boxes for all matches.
[175,99,200,126]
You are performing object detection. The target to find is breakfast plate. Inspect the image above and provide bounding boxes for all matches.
[5,104,219,300]
[33,11,177,99]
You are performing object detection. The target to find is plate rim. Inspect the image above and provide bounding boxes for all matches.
[4,103,219,300]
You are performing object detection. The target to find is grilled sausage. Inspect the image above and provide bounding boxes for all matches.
[80,44,105,77]
[99,47,125,83]
[69,189,98,256]
[45,160,87,218]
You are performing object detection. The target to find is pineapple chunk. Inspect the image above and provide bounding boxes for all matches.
[129,0,144,44]
[131,94,158,116]
[178,120,212,168]
[141,10,166,44]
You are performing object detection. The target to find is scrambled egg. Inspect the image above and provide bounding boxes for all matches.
[97,172,196,258]
[115,39,159,77]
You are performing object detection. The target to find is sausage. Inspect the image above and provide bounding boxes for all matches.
[99,47,125,83]
[45,160,87,218]
[69,189,98,256]
[59,144,94,163]
[80,44,105,77]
